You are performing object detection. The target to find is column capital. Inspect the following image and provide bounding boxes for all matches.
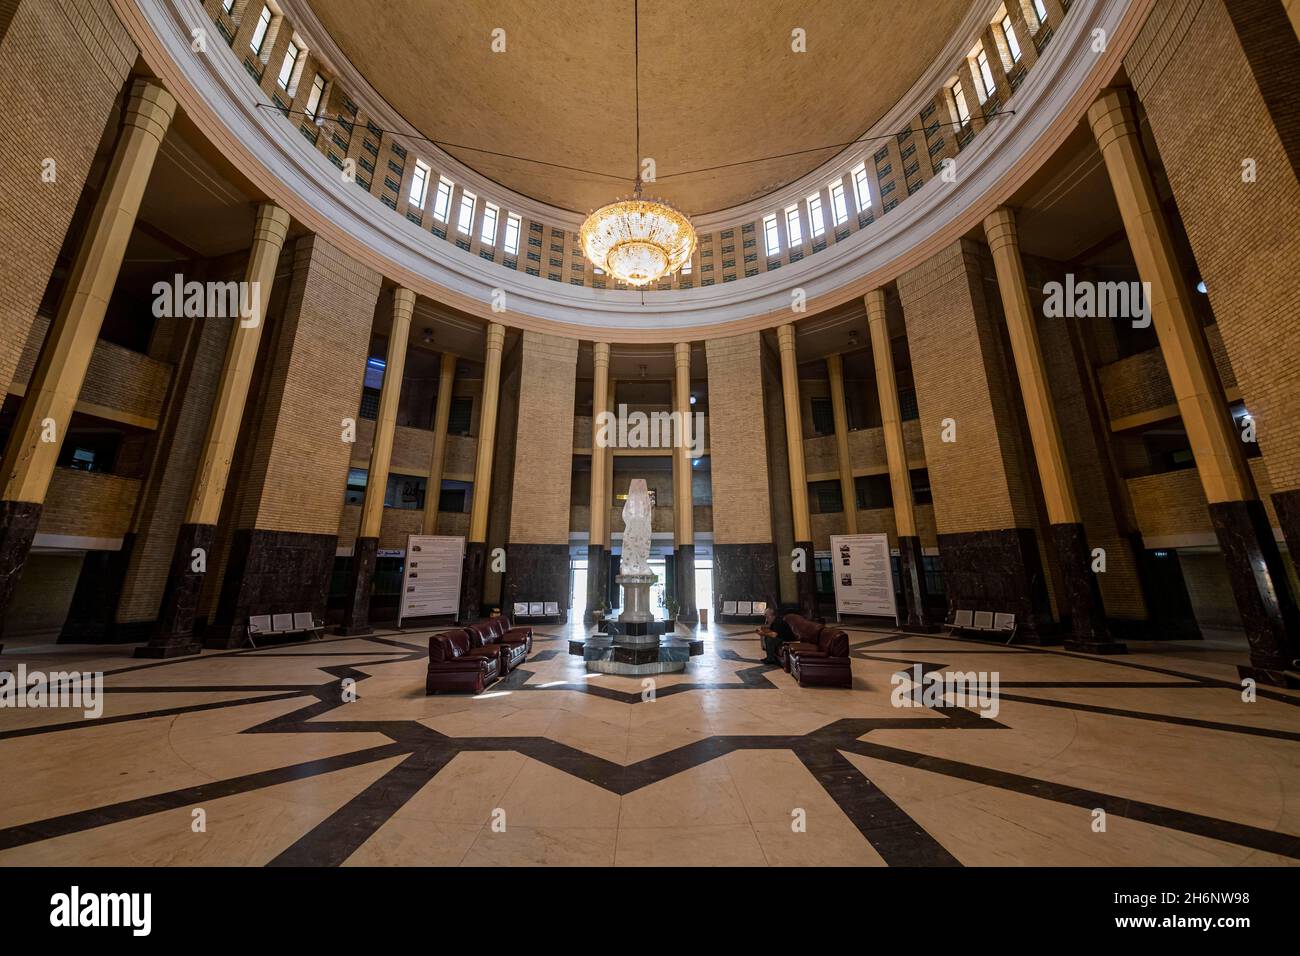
[863,287,887,322]
[485,322,506,351]
[777,322,797,353]
[982,206,1019,252]
[124,77,177,144]
[392,286,417,316]
[592,341,611,368]
[251,202,291,246]
[1087,87,1139,152]
[674,341,692,366]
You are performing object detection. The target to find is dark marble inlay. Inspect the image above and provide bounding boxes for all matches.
[1050,522,1124,654]
[1272,488,1300,579]
[337,536,377,636]
[1208,499,1300,680]
[504,542,570,623]
[936,528,1053,642]
[459,540,487,622]
[138,522,216,658]
[583,543,607,623]
[205,528,337,649]
[713,542,777,622]
[0,500,41,637]
[675,544,698,623]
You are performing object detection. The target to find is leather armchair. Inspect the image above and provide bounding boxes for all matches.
[465,618,528,673]
[777,614,825,670]
[426,629,501,694]
[785,625,852,688]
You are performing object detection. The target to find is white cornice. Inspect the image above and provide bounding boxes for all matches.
[112,0,1152,341]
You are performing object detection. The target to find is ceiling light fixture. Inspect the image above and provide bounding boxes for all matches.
[579,0,696,287]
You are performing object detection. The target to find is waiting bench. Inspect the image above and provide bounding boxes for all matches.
[246,612,325,648]
[946,609,1018,645]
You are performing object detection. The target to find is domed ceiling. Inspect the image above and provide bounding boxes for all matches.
[307,0,976,215]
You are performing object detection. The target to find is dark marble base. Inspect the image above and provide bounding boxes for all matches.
[897,535,933,630]
[936,528,1054,643]
[1236,663,1300,690]
[583,543,607,623]
[141,522,217,657]
[336,536,377,636]
[1209,499,1300,672]
[504,542,570,624]
[793,538,816,618]
[61,534,136,642]
[568,632,704,674]
[0,500,41,635]
[205,528,337,649]
[713,542,777,623]
[459,541,487,623]
[675,543,698,624]
[1272,488,1300,572]
[1050,522,1124,653]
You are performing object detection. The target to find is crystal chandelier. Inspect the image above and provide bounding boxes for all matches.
[580,182,696,287]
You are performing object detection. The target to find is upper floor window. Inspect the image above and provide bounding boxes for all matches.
[851,162,871,212]
[250,6,272,56]
[1001,15,1022,63]
[503,213,521,255]
[277,40,301,91]
[976,48,995,102]
[806,193,826,238]
[432,176,454,222]
[1032,0,1049,24]
[481,202,500,246]
[456,189,476,234]
[408,160,430,208]
[304,72,326,118]
[784,204,803,246]
[829,181,849,225]
[680,258,692,275]
[763,213,780,257]
[951,79,971,125]
[222,0,236,13]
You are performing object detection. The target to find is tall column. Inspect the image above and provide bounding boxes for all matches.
[421,351,457,535]
[984,207,1122,654]
[826,353,858,535]
[585,342,611,622]
[1089,88,1300,683]
[141,202,292,657]
[777,324,815,617]
[460,322,505,621]
[866,289,933,631]
[339,288,415,635]
[673,342,699,624]
[0,78,176,629]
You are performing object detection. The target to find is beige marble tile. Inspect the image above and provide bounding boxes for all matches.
[614,823,768,866]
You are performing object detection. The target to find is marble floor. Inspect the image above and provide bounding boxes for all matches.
[1,623,1298,867]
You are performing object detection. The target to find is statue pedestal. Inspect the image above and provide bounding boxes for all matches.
[568,571,703,674]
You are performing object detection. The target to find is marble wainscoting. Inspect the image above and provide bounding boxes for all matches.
[936,529,1054,642]
[713,543,778,622]
[504,543,570,623]
[205,529,338,648]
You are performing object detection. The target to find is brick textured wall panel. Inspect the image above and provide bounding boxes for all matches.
[0,0,135,397]
[507,331,577,544]
[1126,0,1300,493]
[706,332,773,545]
[1097,326,1237,425]
[810,504,939,552]
[236,234,382,535]
[42,469,140,540]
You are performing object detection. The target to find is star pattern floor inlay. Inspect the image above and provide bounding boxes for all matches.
[1,623,1298,867]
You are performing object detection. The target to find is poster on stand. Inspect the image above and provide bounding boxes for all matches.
[398,535,464,627]
[829,533,898,622]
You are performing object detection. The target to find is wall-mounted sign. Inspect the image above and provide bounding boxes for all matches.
[830,533,898,621]
[398,535,464,626]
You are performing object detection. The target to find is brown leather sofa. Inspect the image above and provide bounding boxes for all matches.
[426,617,533,694]
[779,614,852,688]
[426,629,502,694]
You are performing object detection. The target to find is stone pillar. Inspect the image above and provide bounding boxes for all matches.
[0,78,176,630]
[865,289,933,631]
[826,352,858,535]
[140,202,291,657]
[585,342,611,622]
[339,287,415,635]
[1089,87,1300,683]
[421,351,457,535]
[984,207,1122,654]
[777,324,816,617]
[460,322,505,621]
[673,342,699,623]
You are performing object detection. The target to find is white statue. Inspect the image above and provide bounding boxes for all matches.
[620,478,653,576]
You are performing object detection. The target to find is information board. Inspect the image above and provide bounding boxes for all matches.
[398,535,464,626]
[829,533,898,621]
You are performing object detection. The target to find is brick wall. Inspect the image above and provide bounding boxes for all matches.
[41,469,140,539]
[1097,325,1237,426]
[0,0,135,398]
[705,332,773,544]
[1126,0,1300,493]
[507,332,577,544]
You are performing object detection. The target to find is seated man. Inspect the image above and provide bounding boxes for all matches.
[756,607,794,666]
